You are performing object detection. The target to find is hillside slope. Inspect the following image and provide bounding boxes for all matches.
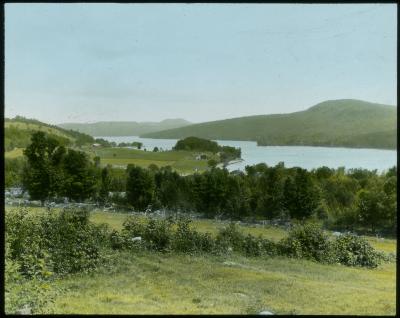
[141,100,397,149]
[58,119,191,136]
[5,116,95,151]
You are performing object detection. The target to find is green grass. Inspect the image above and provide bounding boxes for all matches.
[5,148,24,158]
[44,251,396,315]
[6,207,397,315]
[5,121,74,140]
[89,147,217,173]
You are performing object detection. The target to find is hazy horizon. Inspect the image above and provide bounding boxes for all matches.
[5,3,397,125]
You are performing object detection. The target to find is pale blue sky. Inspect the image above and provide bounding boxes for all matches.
[5,3,397,124]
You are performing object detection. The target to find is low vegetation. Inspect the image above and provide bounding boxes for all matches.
[5,206,396,314]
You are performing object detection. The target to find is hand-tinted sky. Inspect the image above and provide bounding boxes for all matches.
[5,3,397,124]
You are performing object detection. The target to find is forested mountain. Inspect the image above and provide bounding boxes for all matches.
[141,100,396,149]
[58,119,191,136]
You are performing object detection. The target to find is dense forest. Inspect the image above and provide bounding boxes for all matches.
[141,99,396,150]
[6,131,397,236]
[173,136,241,162]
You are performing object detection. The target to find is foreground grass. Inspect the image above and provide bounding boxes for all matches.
[45,250,396,315]
[5,207,397,314]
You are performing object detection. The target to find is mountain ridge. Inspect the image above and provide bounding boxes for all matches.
[140,99,397,150]
[58,118,191,136]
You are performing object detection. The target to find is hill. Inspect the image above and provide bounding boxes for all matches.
[140,100,397,149]
[58,118,191,137]
[5,116,95,151]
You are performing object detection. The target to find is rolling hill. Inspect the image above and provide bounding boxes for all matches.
[5,116,95,151]
[140,100,397,149]
[58,119,191,137]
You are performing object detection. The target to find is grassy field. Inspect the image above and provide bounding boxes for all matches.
[5,121,74,140]
[45,251,396,315]
[6,207,397,315]
[5,148,24,158]
[5,142,217,174]
[87,147,218,173]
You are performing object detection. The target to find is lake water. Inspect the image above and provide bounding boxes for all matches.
[96,136,397,173]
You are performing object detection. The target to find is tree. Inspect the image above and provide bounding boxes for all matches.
[208,159,218,169]
[154,168,181,210]
[153,147,159,152]
[94,156,101,168]
[256,166,285,219]
[22,131,66,204]
[283,168,320,220]
[62,149,98,202]
[99,165,112,203]
[126,165,155,211]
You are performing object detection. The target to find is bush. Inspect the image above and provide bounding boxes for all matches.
[143,218,173,251]
[40,208,108,274]
[5,207,110,276]
[172,217,215,254]
[279,223,335,263]
[215,223,245,253]
[242,234,263,257]
[332,234,384,268]
[122,216,174,252]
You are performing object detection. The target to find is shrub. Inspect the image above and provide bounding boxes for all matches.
[279,223,335,263]
[332,234,384,268]
[143,218,173,251]
[259,238,280,257]
[40,208,108,274]
[172,217,215,254]
[5,207,110,276]
[215,223,245,253]
[242,234,263,257]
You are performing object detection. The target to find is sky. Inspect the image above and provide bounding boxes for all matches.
[5,3,397,124]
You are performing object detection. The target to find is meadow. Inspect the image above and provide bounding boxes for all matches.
[87,147,218,173]
[6,206,396,315]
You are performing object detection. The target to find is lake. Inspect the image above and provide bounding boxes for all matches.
[96,136,397,173]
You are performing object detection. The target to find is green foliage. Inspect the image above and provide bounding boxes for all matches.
[22,131,67,203]
[173,136,241,160]
[215,223,246,253]
[332,235,384,268]
[126,165,156,211]
[6,207,110,277]
[62,149,99,201]
[5,157,26,187]
[174,136,220,152]
[283,168,320,220]
[279,223,335,263]
[172,217,215,254]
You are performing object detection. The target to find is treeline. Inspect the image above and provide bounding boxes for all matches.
[9,131,397,236]
[173,136,241,162]
[256,129,397,149]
